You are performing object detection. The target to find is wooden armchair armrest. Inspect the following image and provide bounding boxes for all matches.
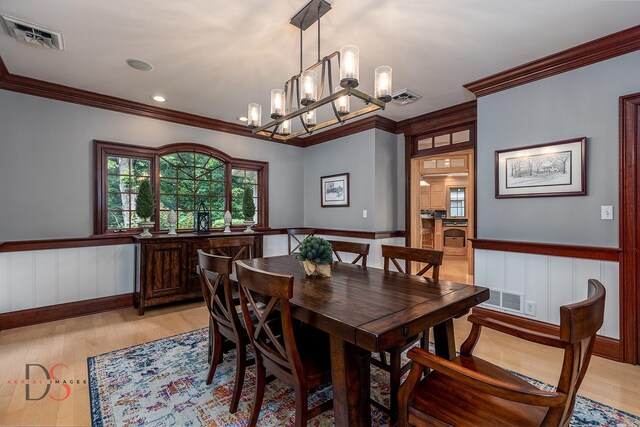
[406,347,567,407]
[468,314,566,349]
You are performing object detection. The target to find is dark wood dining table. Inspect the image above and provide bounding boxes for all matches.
[240,254,489,427]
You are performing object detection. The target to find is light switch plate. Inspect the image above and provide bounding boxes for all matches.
[362,210,367,218]
[601,205,613,220]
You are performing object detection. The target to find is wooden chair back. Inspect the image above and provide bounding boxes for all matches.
[197,250,244,343]
[327,240,370,267]
[235,260,302,385]
[399,279,606,427]
[209,236,254,262]
[553,279,606,424]
[382,245,444,280]
[287,228,315,254]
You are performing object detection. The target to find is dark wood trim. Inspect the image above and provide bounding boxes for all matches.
[0,235,135,252]
[619,92,640,364]
[302,115,397,146]
[473,307,620,361]
[0,56,8,79]
[464,25,640,97]
[0,293,134,331]
[471,239,621,262]
[404,134,412,249]
[396,101,476,136]
[0,57,305,148]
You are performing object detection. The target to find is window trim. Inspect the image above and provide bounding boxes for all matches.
[94,140,269,235]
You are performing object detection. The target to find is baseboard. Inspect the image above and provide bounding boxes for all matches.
[0,293,134,331]
[472,307,620,362]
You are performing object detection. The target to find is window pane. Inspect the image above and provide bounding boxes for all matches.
[452,130,470,144]
[231,168,259,222]
[104,155,150,231]
[159,151,227,230]
[418,138,433,150]
[434,134,450,147]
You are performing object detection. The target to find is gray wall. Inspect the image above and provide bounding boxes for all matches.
[477,51,640,247]
[301,129,401,231]
[0,90,304,241]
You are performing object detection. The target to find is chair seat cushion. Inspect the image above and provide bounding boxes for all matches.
[408,355,547,427]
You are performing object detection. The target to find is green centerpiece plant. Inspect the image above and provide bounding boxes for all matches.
[136,179,155,237]
[295,236,333,277]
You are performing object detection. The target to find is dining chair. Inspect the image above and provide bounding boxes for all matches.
[209,235,255,267]
[398,279,606,427]
[287,228,315,254]
[197,250,251,414]
[372,244,444,422]
[326,239,370,267]
[235,260,333,427]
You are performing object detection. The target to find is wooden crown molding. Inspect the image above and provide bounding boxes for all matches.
[301,115,397,147]
[396,100,477,136]
[464,25,640,97]
[471,239,621,262]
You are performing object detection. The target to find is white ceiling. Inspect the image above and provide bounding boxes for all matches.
[1,0,639,127]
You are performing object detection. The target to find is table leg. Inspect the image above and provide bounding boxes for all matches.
[433,318,456,360]
[329,336,371,427]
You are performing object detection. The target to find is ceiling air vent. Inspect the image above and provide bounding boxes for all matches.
[0,14,64,50]
[391,88,422,106]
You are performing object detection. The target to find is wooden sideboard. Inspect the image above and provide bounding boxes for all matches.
[132,232,263,315]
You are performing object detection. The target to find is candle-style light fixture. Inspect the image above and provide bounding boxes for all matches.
[246,0,393,141]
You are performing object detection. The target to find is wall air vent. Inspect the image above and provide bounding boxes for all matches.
[481,288,524,313]
[0,14,64,50]
[391,88,422,106]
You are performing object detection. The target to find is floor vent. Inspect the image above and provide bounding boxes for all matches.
[391,88,422,106]
[481,288,523,313]
[0,14,64,50]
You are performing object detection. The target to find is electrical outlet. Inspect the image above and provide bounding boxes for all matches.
[524,300,536,316]
[362,210,367,218]
[601,205,613,220]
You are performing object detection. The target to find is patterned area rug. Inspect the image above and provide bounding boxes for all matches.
[88,328,640,426]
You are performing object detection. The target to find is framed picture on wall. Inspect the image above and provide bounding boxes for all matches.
[495,137,587,198]
[321,173,350,207]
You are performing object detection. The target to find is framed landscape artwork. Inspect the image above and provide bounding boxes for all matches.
[495,137,587,198]
[321,173,349,207]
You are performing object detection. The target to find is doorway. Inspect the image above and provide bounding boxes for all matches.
[409,149,475,283]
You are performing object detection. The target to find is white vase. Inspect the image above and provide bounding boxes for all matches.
[243,220,255,233]
[167,209,177,235]
[139,221,155,238]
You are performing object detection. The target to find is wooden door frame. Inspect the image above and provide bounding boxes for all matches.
[620,92,640,364]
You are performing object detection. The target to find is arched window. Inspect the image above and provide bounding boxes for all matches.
[95,141,268,234]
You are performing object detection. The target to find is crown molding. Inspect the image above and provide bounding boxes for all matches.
[396,100,477,136]
[0,57,306,147]
[464,24,640,97]
[302,115,397,147]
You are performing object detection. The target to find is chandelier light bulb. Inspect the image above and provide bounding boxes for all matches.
[304,109,316,127]
[340,45,360,88]
[375,66,393,103]
[270,89,285,119]
[247,103,262,129]
[300,70,317,106]
[280,119,291,135]
[334,86,350,116]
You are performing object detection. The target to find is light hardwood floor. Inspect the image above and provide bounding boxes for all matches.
[1,280,639,425]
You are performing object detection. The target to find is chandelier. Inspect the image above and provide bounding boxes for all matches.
[246,0,393,141]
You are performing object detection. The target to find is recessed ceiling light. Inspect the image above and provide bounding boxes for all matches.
[238,116,248,122]
[151,95,166,102]
[126,58,154,71]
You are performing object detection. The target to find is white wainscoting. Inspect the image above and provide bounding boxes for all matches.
[315,235,405,269]
[474,249,619,339]
[0,245,134,313]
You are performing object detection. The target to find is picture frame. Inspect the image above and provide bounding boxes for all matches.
[495,137,587,198]
[321,173,350,207]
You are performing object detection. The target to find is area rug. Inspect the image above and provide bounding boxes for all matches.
[88,328,640,426]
